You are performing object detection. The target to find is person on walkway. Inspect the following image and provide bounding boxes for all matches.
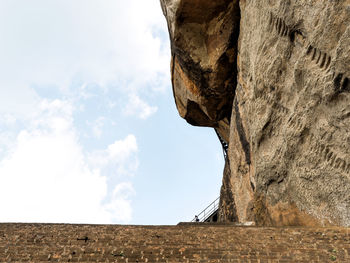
[195,215,199,222]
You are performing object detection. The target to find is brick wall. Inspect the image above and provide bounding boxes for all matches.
[1,223,349,262]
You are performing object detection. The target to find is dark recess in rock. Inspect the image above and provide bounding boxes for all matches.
[234,98,251,165]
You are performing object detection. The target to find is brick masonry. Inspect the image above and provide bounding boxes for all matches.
[0,223,349,262]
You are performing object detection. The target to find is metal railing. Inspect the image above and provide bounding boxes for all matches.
[214,129,228,159]
[191,197,220,222]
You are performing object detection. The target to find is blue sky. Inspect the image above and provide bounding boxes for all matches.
[0,0,224,225]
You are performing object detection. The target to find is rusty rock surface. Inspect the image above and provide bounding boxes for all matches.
[161,0,350,227]
[160,0,240,141]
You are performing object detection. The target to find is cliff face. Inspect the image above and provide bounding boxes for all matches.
[160,0,240,141]
[161,0,350,227]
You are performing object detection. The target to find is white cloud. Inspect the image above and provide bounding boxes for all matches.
[0,0,169,223]
[0,131,15,158]
[0,0,170,117]
[0,81,40,120]
[0,114,17,126]
[89,134,139,178]
[123,94,158,119]
[90,117,106,139]
[108,135,138,160]
[0,99,138,223]
[104,182,135,222]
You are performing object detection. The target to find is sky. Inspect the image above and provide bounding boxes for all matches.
[0,0,224,225]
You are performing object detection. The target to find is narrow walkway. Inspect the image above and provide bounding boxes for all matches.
[1,223,349,262]
[191,197,219,222]
[215,128,228,159]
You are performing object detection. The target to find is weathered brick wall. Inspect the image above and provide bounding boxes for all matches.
[0,223,349,262]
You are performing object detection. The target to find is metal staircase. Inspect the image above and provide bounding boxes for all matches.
[189,130,226,223]
[214,129,228,159]
[191,197,220,222]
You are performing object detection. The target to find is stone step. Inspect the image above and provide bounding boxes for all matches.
[1,223,349,262]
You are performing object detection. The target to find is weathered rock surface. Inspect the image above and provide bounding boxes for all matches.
[160,0,240,141]
[161,0,350,227]
[218,159,238,222]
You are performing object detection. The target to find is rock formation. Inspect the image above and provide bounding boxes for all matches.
[161,0,350,227]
